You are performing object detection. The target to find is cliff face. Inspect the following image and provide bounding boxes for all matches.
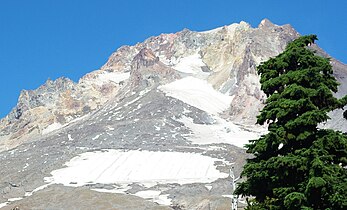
[0,19,346,151]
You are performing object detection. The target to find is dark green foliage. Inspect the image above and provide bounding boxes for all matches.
[284,192,306,209]
[235,35,347,209]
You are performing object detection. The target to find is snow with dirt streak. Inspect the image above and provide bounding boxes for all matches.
[158,76,233,115]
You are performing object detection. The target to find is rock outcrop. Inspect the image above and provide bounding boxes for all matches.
[0,69,127,150]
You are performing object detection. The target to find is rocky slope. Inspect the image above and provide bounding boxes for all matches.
[0,19,298,151]
[0,19,346,209]
[0,67,128,151]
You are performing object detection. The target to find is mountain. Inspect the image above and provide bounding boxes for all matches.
[0,19,346,209]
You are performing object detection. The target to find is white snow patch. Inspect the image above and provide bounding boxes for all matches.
[200,26,224,34]
[23,163,29,169]
[42,122,63,135]
[68,114,90,124]
[45,150,228,188]
[172,54,206,74]
[24,183,53,197]
[200,23,238,35]
[0,202,8,208]
[97,72,130,84]
[222,194,233,198]
[76,147,89,150]
[178,116,260,148]
[68,134,73,141]
[7,197,22,202]
[139,88,150,96]
[92,134,101,140]
[205,184,213,191]
[41,114,90,135]
[123,89,150,107]
[135,190,172,206]
[159,77,233,115]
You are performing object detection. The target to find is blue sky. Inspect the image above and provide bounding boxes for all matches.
[0,0,346,118]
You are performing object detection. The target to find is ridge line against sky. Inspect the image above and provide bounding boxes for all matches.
[0,0,346,118]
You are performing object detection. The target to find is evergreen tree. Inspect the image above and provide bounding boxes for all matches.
[235,35,347,209]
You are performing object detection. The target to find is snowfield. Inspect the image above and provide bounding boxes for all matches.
[158,77,234,115]
[178,116,260,148]
[46,150,229,188]
[172,54,207,74]
[40,149,230,206]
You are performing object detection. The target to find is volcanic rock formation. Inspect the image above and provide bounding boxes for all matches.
[0,19,346,209]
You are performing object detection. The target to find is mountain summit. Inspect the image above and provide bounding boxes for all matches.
[0,19,346,209]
